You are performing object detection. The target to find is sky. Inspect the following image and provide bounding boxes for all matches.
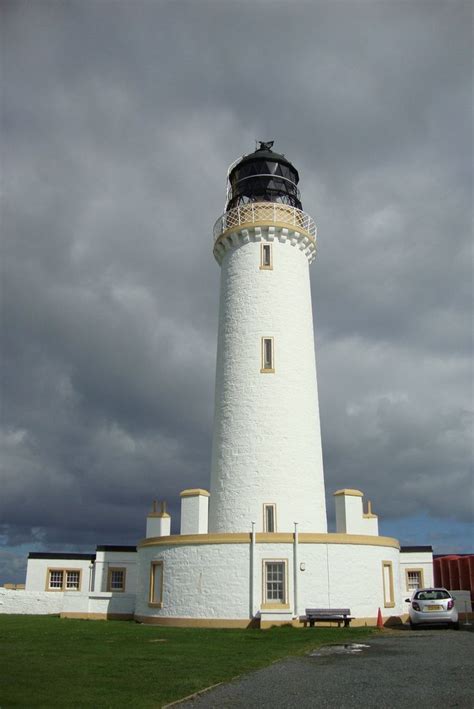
[1,0,473,584]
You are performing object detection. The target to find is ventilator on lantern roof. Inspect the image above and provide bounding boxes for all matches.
[225,140,302,211]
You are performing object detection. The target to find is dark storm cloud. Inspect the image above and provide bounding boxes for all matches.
[1,0,472,582]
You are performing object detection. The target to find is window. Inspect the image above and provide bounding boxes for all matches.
[107,567,126,592]
[261,337,274,373]
[406,569,424,592]
[48,570,64,590]
[66,570,81,590]
[264,504,276,533]
[149,561,163,607]
[47,568,81,591]
[260,243,272,270]
[262,560,288,607]
[382,561,395,608]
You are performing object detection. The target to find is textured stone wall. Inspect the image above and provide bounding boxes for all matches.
[0,588,65,614]
[0,588,136,616]
[135,539,403,621]
[209,234,327,534]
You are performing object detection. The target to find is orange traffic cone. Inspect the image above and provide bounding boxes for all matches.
[377,607,384,628]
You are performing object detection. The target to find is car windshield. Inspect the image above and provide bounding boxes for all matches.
[415,590,450,601]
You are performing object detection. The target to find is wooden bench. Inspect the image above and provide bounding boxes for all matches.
[300,608,353,628]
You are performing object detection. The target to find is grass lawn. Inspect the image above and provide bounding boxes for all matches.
[0,615,374,707]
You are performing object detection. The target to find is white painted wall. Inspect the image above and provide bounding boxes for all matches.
[25,558,94,593]
[334,491,379,536]
[399,550,434,598]
[146,515,171,538]
[135,539,403,621]
[209,229,327,534]
[61,592,136,616]
[0,588,65,615]
[180,494,209,535]
[93,551,138,593]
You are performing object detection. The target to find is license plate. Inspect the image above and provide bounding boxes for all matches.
[426,605,441,611]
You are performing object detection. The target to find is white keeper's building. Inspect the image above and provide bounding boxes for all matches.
[1,143,436,626]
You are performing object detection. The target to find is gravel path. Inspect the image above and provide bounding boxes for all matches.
[178,627,474,708]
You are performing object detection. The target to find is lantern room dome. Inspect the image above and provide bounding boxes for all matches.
[226,141,302,212]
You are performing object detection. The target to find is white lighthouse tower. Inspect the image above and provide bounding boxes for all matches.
[134,143,404,629]
[209,142,327,533]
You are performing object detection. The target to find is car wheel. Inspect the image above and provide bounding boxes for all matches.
[451,622,460,630]
[409,621,417,630]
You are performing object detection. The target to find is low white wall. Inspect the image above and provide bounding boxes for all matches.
[0,587,137,617]
[61,591,136,616]
[0,588,64,614]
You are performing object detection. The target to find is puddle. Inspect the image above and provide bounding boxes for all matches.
[309,643,370,657]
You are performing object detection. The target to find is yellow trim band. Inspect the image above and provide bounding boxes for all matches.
[138,532,400,549]
[180,488,210,498]
[333,488,364,497]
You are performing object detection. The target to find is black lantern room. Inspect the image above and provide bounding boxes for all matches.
[226,141,302,212]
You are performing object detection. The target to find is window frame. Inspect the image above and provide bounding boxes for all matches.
[382,560,395,608]
[148,561,164,608]
[46,568,82,592]
[107,567,127,593]
[260,242,273,270]
[262,559,289,609]
[260,336,275,373]
[263,503,277,533]
[65,569,81,591]
[405,568,424,593]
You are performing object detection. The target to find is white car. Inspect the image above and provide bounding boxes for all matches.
[406,587,459,629]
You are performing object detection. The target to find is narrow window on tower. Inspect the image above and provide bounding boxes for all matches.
[261,337,274,373]
[382,561,395,608]
[260,243,272,270]
[149,561,164,607]
[264,504,276,532]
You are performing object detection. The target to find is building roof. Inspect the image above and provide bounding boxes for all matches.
[28,552,96,560]
[28,544,137,560]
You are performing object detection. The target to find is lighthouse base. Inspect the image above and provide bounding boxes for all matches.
[133,532,409,627]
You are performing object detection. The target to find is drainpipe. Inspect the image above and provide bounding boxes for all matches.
[88,562,95,593]
[326,544,331,606]
[293,522,299,618]
[250,521,256,619]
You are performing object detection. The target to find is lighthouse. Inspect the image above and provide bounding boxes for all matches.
[16,144,432,627]
[133,143,405,628]
[209,141,327,533]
